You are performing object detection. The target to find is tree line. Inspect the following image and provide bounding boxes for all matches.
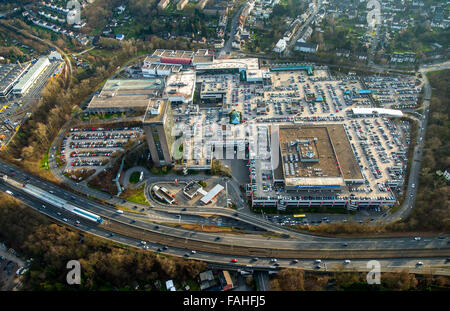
[270,268,449,291]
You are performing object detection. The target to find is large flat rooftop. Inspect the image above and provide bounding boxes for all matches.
[101,78,164,92]
[0,64,28,94]
[278,124,363,187]
[196,58,259,71]
[88,79,165,110]
[165,70,196,101]
[142,98,168,123]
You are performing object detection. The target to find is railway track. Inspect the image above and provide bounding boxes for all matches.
[101,217,450,260]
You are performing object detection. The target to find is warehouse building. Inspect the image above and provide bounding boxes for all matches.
[12,57,50,95]
[0,63,30,97]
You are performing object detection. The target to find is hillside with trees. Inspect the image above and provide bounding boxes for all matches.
[0,193,206,290]
[270,268,449,291]
[390,70,450,232]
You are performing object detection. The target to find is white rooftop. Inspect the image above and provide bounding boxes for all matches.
[352,108,403,118]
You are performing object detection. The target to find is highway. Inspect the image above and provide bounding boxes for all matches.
[2,178,449,275]
[0,161,449,252]
[0,162,449,275]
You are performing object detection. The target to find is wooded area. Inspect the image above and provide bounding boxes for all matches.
[0,193,206,290]
[270,268,449,291]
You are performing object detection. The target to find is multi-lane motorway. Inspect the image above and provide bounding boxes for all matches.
[0,159,449,276]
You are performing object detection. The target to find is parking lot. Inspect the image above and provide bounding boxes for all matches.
[362,75,421,110]
[60,126,144,174]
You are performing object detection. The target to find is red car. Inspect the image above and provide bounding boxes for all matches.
[231,258,238,263]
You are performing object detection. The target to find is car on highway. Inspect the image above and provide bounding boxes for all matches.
[416,261,423,266]
[231,258,238,263]
[140,241,146,245]
[344,260,351,265]
[191,250,196,254]
[252,257,259,261]
[62,218,68,222]
[314,259,322,264]
[414,237,421,241]
[315,264,321,269]
[292,259,299,263]
[342,242,348,247]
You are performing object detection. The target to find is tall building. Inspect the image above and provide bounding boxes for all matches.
[142,99,175,167]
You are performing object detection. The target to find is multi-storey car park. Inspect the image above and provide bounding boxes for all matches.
[72,49,421,213]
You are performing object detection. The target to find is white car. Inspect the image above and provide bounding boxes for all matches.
[416,261,423,266]
[414,237,421,241]
[314,259,322,264]
[344,260,351,265]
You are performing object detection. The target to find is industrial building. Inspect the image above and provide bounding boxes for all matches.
[0,63,30,98]
[12,57,50,95]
